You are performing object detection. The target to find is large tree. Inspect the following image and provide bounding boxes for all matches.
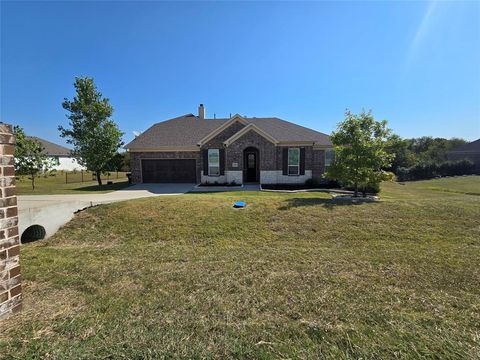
[326,110,394,197]
[384,134,417,172]
[60,77,124,185]
[14,126,56,191]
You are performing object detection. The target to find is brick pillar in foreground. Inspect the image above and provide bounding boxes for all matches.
[0,123,21,319]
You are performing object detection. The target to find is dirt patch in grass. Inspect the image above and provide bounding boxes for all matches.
[0,280,86,340]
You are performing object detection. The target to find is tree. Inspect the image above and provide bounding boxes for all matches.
[14,126,56,190]
[384,134,416,172]
[104,152,129,172]
[326,110,394,197]
[408,136,467,163]
[383,136,468,174]
[59,77,124,185]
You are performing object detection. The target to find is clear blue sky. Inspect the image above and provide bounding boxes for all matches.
[1,1,479,146]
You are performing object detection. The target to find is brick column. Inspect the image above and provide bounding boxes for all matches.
[0,123,21,319]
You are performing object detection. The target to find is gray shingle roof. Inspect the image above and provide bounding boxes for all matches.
[27,136,72,156]
[449,139,480,153]
[247,117,331,144]
[126,114,331,149]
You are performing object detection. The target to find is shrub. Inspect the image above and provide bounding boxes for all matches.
[438,160,475,177]
[304,178,341,189]
[304,178,319,187]
[396,160,475,181]
[343,183,380,195]
[396,167,410,181]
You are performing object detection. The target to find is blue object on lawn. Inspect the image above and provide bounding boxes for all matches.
[233,201,246,208]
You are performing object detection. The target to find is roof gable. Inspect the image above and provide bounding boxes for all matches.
[197,114,249,146]
[223,123,279,146]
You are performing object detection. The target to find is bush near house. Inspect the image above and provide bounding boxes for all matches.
[304,178,381,194]
[396,159,476,181]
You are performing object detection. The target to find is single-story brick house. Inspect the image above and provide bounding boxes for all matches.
[125,104,334,185]
[447,138,480,172]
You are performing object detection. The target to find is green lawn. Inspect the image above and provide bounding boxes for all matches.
[15,171,130,195]
[398,175,480,196]
[1,177,479,358]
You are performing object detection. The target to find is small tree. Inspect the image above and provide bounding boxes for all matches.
[14,126,56,191]
[105,152,126,172]
[59,77,124,185]
[326,110,394,197]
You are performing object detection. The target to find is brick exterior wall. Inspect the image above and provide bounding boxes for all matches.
[130,151,202,184]
[202,121,246,149]
[226,130,278,171]
[130,120,329,185]
[312,149,326,181]
[0,124,22,319]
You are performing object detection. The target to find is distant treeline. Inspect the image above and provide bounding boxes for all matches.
[385,136,476,180]
[386,136,466,172]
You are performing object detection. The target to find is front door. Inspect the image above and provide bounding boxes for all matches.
[245,151,258,182]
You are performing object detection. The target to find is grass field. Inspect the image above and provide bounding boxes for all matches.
[398,175,480,196]
[1,176,479,358]
[15,171,129,195]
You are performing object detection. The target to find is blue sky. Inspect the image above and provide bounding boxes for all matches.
[1,1,479,146]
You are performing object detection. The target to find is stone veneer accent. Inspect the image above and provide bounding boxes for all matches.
[201,170,243,184]
[0,123,22,319]
[260,170,313,184]
[130,151,202,184]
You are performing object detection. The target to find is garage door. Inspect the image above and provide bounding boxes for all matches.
[141,159,197,183]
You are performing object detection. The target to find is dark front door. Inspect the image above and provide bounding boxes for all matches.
[141,159,197,183]
[244,150,258,183]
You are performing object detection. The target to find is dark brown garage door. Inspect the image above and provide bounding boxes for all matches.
[141,159,197,183]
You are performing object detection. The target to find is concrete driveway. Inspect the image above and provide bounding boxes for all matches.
[17,183,195,240]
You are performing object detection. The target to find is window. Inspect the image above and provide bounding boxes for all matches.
[325,149,335,167]
[247,153,255,168]
[208,149,220,176]
[288,148,300,175]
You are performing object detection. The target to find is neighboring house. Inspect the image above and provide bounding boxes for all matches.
[447,138,480,172]
[27,136,85,171]
[125,104,334,184]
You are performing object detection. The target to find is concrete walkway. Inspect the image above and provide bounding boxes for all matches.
[17,183,195,239]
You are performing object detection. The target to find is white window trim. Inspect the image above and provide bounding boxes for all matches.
[208,149,220,177]
[288,147,300,176]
